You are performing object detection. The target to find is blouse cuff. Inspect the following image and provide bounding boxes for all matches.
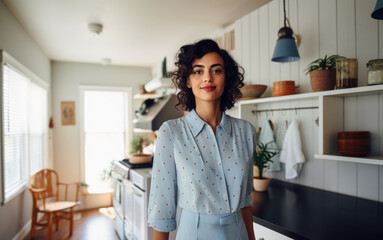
[245,194,253,207]
[148,219,177,232]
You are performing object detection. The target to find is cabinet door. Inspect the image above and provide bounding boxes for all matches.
[253,222,293,240]
[133,185,146,240]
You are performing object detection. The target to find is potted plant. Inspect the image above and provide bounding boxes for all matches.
[80,182,89,194]
[305,54,344,92]
[129,136,152,164]
[253,142,278,192]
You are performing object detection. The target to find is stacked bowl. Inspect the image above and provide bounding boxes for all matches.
[273,81,296,97]
[337,131,370,157]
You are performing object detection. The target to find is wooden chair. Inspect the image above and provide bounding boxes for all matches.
[29,169,80,240]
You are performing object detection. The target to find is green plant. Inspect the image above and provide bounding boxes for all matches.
[80,182,89,187]
[305,55,344,75]
[100,168,112,182]
[130,136,143,154]
[253,142,278,179]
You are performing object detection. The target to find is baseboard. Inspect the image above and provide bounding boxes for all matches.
[12,220,31,240]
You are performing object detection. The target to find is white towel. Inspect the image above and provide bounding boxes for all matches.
[280,119,305,179]
[259,120,280,171]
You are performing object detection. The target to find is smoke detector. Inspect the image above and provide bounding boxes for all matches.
[88,23,103,37]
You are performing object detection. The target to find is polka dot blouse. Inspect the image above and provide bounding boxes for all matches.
[148,109,256,232]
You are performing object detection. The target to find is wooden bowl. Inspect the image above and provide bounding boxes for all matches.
[129,153,152,164]
[272,81,296,96]
[240,84,267,99]
[337,131,370,157]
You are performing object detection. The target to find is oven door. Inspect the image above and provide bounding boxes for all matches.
[112,175,124,218]
[112,175,124,240]
[123,179,134,240]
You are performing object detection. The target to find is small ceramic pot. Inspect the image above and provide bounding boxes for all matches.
[253,176,271,192]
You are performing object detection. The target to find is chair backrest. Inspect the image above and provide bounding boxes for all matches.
[30,169,59,201]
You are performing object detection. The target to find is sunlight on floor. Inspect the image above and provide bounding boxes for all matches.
[99,207,115,220]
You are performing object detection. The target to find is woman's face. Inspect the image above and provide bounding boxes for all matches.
[187,52,225,105]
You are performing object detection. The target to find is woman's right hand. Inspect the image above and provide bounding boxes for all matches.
[153,229,169,240]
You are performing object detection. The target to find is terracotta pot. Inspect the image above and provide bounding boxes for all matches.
[309,70,336,92]
[253,176,271,192]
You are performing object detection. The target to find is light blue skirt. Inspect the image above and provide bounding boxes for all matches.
[176,209,249,240]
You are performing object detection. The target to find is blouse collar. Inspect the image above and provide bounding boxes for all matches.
[186,109,232,138]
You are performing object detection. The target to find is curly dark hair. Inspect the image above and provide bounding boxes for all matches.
[171,39,244,111]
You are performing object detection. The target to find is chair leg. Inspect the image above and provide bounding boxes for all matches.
[69,208,74,236]
[30,210,37,239]
[55,212,59,231]
[47,212,53,240]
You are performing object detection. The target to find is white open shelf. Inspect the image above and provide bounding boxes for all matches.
[238,85,383,165]
[238,84,383,105]
[315,154,383,165]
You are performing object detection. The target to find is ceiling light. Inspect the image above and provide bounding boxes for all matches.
[88,23,103,37]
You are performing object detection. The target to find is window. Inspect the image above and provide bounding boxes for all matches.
[1,52,48,203]
[80,87,132,193]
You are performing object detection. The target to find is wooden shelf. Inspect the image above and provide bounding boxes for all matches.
[237,85,383,106]
[133,93,161,100]
[315,154,383,165]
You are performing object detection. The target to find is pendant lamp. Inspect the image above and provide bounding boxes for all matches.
[271,0,300,62]
[372,0,383,20]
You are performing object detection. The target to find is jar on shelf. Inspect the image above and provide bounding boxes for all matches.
[367,59,383,85]
[336,58,358,89]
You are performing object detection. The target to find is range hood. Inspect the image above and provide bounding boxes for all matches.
[133,94,183,131]
[144,77,173,92]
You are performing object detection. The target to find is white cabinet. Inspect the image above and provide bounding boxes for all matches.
[238,85,383,165]
[253,222,293,240]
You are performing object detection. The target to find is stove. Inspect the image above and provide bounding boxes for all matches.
[119,158,153,169]
[111,160,153,240]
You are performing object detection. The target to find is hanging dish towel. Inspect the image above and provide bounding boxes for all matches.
[259,120,280,171]
[280,119,305,179]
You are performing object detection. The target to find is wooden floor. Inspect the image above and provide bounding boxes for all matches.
[23,207,119,240]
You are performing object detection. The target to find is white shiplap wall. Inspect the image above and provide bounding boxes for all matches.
[229,0,383,202]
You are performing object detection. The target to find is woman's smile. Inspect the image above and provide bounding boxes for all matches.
[200,85,217,92]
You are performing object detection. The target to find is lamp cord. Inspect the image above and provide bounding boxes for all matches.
[283,0,287,27]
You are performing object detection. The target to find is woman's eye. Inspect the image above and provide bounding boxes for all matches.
[194,70,202,75]
[212,69,222,74]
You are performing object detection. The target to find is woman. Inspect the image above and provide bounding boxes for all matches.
[148,39,256,240]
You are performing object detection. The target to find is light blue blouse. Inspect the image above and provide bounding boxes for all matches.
[148,109,255,232]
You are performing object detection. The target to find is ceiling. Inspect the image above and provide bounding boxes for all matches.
[4,0,270,67]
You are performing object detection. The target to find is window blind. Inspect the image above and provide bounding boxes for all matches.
[2,64,29,200]
[28,83,47,175]
[1,62,47,202]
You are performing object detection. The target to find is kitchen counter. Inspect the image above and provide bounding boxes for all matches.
[251,179,383,240]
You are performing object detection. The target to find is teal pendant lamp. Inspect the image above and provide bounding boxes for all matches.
[272,0,300,62]
[372,0,383,19]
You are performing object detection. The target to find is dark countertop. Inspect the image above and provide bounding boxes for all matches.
[251,179,383,240]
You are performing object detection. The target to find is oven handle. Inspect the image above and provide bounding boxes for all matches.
[133,188,143,197]
[113,176,123,183]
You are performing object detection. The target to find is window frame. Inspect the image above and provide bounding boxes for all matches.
[78,85,133,192]
[0,50,49,204]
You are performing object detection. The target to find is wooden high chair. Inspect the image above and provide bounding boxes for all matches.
[29,169,80,240]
